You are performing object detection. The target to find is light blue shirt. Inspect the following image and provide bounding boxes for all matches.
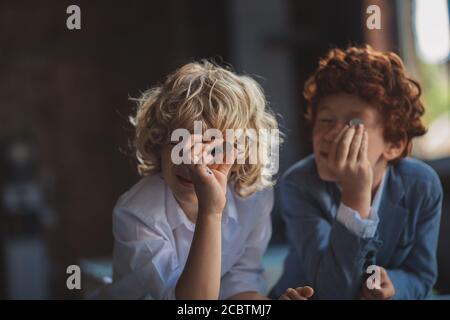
[109,174,273,299]
[336,171,386,238]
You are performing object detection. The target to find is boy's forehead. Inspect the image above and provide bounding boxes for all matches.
[317,96,377,117]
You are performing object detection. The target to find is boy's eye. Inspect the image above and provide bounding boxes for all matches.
[318,118,332,123]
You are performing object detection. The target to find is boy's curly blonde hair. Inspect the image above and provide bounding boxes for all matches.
[130,60,279,197]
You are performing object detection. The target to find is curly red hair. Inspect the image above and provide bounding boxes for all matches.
[304,45,427,163]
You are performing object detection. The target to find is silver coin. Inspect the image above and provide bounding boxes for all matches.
[349,118,363,127]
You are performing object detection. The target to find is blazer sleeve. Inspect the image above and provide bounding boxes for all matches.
[387,179,443,299]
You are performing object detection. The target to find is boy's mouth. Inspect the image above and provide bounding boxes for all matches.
[176,174,193,186]
[319,151,329,159]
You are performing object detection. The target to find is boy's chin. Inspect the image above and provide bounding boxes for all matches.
[172,187,197,203]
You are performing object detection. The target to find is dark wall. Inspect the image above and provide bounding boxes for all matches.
[288,0,365,158]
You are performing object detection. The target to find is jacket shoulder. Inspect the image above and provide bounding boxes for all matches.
[394,158,442,194]
[282,155,322,187]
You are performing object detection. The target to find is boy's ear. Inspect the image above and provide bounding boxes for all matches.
[383,138,407,161]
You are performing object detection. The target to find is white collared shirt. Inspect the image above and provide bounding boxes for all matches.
[109,174,273,299]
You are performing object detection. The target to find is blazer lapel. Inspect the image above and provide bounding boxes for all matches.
[376,165,409,265]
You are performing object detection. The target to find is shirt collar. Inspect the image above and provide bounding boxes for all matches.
[223,184,239,224]
[371,170,386,213]
[164,182,194,231]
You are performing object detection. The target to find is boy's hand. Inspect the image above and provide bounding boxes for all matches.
[360,267,395,300]
[326,124,373,218]
[279,286,314,300]
[187,137,236,215]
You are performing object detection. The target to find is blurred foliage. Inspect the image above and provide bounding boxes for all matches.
[419,61,450,126]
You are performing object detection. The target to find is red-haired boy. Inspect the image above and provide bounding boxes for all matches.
[271,46,442,300]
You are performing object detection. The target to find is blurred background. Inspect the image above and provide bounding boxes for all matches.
[0,0,449,299]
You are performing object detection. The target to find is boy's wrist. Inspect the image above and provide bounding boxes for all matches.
[340,175,372,192]
[341,186,371,219]
[197,207,223,220]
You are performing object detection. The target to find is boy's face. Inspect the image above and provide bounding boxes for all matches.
[161,141,223,207]
[160,144,198,205]
[312,93,388,183]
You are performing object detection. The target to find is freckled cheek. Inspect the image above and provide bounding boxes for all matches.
[366,135,385,165]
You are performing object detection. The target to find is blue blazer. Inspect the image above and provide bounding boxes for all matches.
[271,155,443,299]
